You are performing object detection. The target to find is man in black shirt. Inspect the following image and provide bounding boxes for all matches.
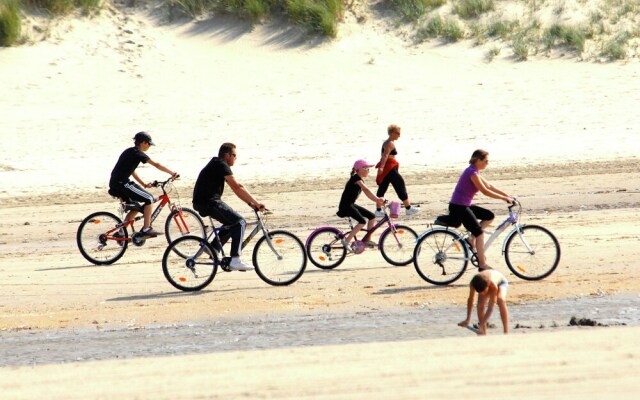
[193,142,265,271]
[109,132,178,237]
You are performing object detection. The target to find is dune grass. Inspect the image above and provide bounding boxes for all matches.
[601,31,631,60]
[3,0,640,61]
[168,0,343,36]
[21,0,100,14]
[1,0,101,46]
[0,0,21,46]
[453,0,494,19]
[416,15,463,43]
[388,0,445,22]
[408,0,640,61]
[543,23,589,54]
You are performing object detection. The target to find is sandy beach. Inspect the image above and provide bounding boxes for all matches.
[1,1,640,398]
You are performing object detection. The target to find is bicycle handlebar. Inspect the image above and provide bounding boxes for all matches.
[151,174,180,189]
[247,202,269,213]
[508,198,520,211]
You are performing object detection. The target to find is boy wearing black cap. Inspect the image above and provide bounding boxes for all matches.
[109,132,178,237]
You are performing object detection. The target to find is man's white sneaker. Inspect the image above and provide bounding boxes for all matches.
[405,206,421,216]
[374,209,385,218]
[229,258,255,271]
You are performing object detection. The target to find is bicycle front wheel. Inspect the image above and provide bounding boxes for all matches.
[379,224,418,266]
[162,236,217,291]
[504,225,561,281]
[306,227,346,269]
[413,230,469,285]
[77,211,128,265]
[253,230,306,286]
[165,207,207,257]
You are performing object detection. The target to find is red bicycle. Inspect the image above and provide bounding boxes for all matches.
[76,176,206,265]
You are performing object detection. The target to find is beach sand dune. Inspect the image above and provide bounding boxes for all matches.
[1,3,639,399]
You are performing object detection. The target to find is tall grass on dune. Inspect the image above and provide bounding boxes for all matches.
[286,0,342,36]
[453,0,494,19]
[416,15,464,43]
[389,0,446,22]
[168,0,342,36]
[601,31,631,60]
[21,0,101,14]
[22,0,74,14]
[0,0,21,46]
[543,23,589,54]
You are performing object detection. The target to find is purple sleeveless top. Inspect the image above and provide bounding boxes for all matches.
[450,165,479,206]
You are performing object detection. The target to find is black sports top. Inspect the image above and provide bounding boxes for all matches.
[338,174,363,211]
[382,143,398,156]
[109,147,150,187]
[192,157,233,205]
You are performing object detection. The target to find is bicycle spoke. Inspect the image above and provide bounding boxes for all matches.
[77,212,127,265]
[306,228,347,269]
[380,225,418,266]
[413,230,468,285]
[162,236,217,291]
[505,225,560,280]
[253,231,306,286]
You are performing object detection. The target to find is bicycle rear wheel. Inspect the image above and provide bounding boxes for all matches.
[162,236,217,291]
[413,230,469,285]
[165,207,207,257]
[504,225,560,281]
[77,211,128,265]
[253,230,306,286]
[305,227,346,269]
[379,224,418,266]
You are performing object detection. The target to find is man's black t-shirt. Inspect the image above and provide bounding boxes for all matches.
[109,147,150,187]
[193,157,233,205]
[338,174,363,211]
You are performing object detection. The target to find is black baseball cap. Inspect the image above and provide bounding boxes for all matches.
[133,131,154,145]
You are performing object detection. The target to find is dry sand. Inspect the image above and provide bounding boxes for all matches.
[1,2,640,399]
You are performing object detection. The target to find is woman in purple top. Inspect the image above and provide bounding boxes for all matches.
[449,149,513,270]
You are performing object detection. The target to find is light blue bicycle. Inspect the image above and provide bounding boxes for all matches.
[412,200,561,285]
[162,205,307,291]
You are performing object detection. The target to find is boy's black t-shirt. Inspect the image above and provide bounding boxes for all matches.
[192,157,233,205]
[109,147,150,187]
[338,174,363,211]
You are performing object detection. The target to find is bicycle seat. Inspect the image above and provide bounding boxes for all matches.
[121,201,144,213]
[433,214,461,228]
[336,210,348,218]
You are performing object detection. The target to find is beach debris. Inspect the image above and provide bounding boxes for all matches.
[569,316,606,327]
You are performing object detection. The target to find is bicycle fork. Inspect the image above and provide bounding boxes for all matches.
[256,227,285,261]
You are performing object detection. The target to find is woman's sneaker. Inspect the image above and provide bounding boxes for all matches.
[374,209,385,218]
[229,258,254,271]
[405,206,421,216]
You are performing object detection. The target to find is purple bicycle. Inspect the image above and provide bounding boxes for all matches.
[305,201,418,269]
